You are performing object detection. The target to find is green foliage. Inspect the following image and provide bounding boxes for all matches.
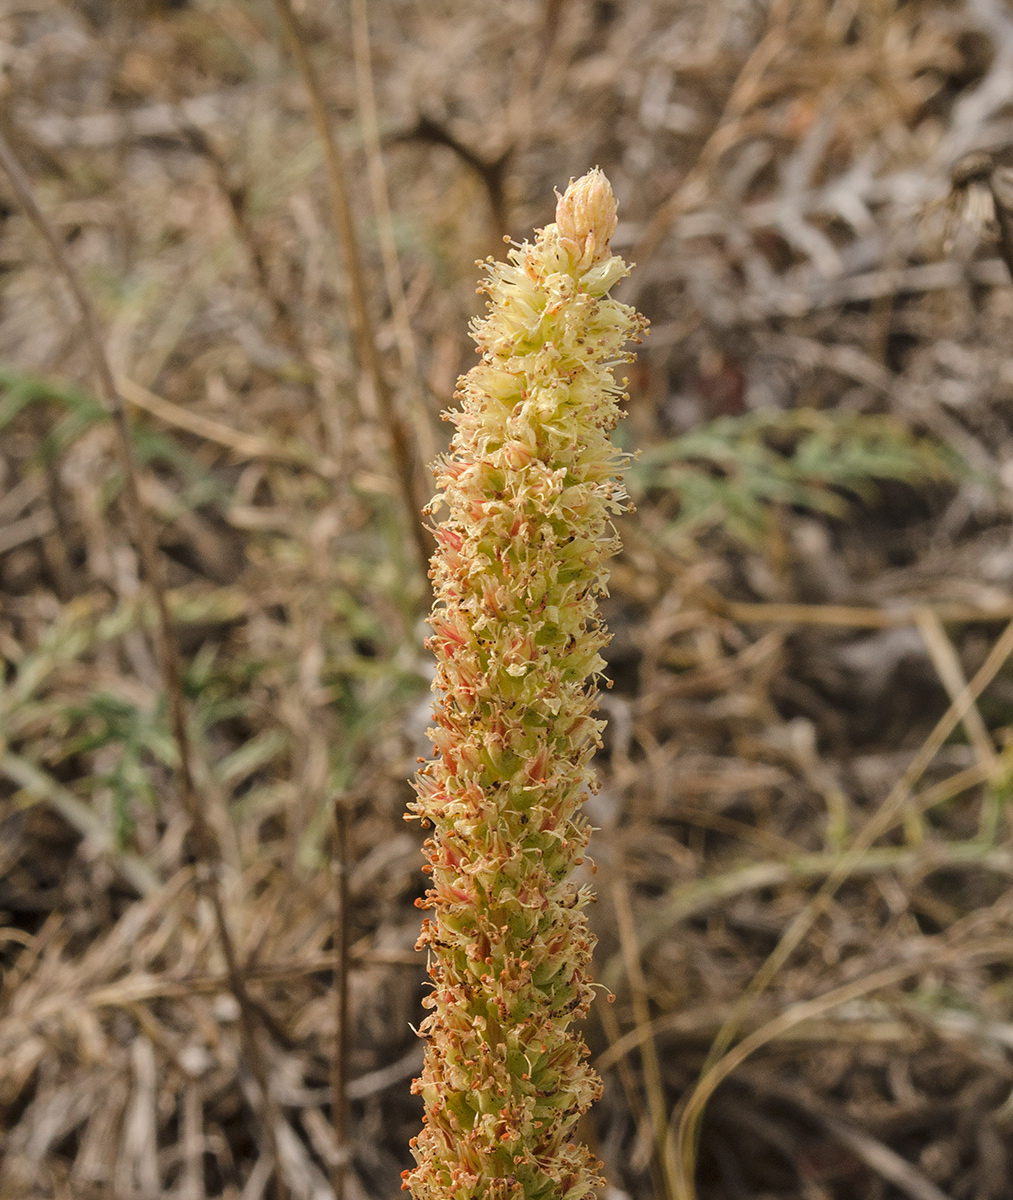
[632,409,961,546]
[59,693,164,849]
[0,363,428,878]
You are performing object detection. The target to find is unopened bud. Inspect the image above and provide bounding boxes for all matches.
[554,167,618,270]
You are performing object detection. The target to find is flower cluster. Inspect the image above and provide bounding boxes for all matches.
[405,169,646,1200]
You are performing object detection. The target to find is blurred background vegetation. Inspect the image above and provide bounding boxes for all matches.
[4,2,1013,1198]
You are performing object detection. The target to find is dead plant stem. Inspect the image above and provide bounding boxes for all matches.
[914,607,996,771]
[0,130,288,1200]
[330,797,351,1200]
[720,597,1013,627]
[594,992,669,1200]
[705,619,1013,1054]
[117,373,339,475]
[349,0,438,471]
[271,0,433,576]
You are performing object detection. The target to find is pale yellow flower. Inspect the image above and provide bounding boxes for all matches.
[405,169,646,1200]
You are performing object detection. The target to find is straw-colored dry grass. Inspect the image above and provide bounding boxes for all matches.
[3,2,1013,1198]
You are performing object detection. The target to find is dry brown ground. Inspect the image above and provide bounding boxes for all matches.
[4,2,1013,1198]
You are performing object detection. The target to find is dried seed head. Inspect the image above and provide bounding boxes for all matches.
[554,167,618,271]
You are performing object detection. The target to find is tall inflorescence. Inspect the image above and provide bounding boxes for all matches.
[405,169,646,1200]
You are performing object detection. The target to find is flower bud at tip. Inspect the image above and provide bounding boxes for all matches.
[555,167,618,271]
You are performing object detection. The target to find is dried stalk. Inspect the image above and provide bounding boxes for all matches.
[330,796,351,1200]
[914,607,996,771]
[593,992,668,1200]
[395,115,512,246]
[719,597,1013,628]
[671,931,1013,1200]
[349,0,438,472]
[270,0,433,576]
[117,373,337,472]
[0,130,288,1200]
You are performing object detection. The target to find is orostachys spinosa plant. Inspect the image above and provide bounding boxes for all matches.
[405,168,646,1200]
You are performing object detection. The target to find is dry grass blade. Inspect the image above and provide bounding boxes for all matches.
[628,0,795,285]
[330,798,351,1200]
[593,992,669,1200]
[117,374,336,473]
[7,4,1013,1197]
[670,616,1013,1196]
[0,129,287,1200]
[672,933,1013,1200]
[723,599,1013,628]
[616,836,1013,973]
[612,877,678,1200]
[818,1115,953,1200]
[0,136,198,810]
[177,121,315,377]
[914,607,996,771]
[0,750,158,896]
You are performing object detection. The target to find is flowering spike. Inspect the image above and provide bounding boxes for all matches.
[406,169,646,1200]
